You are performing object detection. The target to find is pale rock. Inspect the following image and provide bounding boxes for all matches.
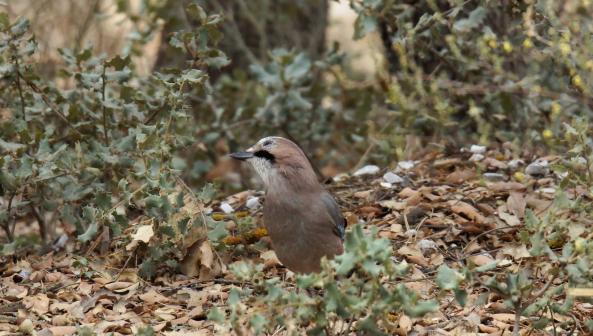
[404,229,417,238]
[383,171,403,184]
[353,165,380,176]
[332,173,349,182]
[245,197,260,209]
[220,202,234,214]
[483,172,506,182]
[525,159,549,176]
[380,182,393,189]
[508,159,525,170]
[470,145,487,154]
[416,239,437,252]
[397,161,415,170]
[540,187,556,194]
[469,154,484,162]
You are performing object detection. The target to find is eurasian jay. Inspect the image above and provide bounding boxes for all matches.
[230,136,345,273]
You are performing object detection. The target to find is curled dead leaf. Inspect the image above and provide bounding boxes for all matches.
[487,181,526,192]
[449,201,486,224]
[446,168,476,184]
[261,250,281,268]
[139,290,170,305]
[397,245,429,267]
[23,293,49,315]
[501,244,530,259]
[506,192,526,218]
[468,254,495,267]
[132,225,154,243]
[180,239,224,279]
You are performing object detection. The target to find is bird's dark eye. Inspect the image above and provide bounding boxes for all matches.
[254,150,275,162]
[262,139,273,147]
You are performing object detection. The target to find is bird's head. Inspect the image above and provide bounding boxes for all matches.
[229,136,319,191]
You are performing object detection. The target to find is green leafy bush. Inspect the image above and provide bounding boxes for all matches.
[209,225,437,335]
[349,0,593,148]
[0,7,225,277]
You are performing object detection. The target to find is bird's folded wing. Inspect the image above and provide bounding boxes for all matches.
[321,192,346,241]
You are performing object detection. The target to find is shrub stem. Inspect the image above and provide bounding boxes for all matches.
[14,56,27,125]
[101,64,109,146]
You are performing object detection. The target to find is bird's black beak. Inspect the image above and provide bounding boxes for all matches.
[229,151,254,160]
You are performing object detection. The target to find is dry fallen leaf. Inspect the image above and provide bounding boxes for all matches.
[499,211,520,226]
[261,250,281,268]
[139,290,170,305]
[501,244,531,259]
[180,239,224,279]
[483,157,508,169]
[397,245,429,267]
[468,254,495,267]
[132,225,154,243]
[379,200,406,210]
[446,168,476,184]
[449,201,486,224]
[48,326,78,336]
[399,314,413,332]
[506,192,526,218]
[567,288,593,297]
[23,293,50,315]
[487,181,526,192]
[199,240,214,270]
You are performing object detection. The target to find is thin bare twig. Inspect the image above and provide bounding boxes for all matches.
[514,305,522,336]
[19,72,83,136]
[101,63,109,146]
[461,225,523,256]
[14,56,27,125]
[1,191,17,241]
[73,0,100,54]
[29,203,47,243]
[209,1,260,66]
[115,248,136,281]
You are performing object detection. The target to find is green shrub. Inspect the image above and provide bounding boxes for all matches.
[0,7,225,276]
[209,225,437,335]
[349,0,593,149]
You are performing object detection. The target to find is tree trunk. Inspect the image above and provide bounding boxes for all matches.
[154,0,329,74]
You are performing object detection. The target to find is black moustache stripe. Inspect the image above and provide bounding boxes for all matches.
[254,150,275,162]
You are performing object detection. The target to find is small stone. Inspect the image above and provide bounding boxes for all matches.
[416,239,437,252]
[220,202,233,214]
[52,233,69,250]
[404,229,417,238]
[332,173,348,182]
[483,172,506,182]
[383,171,403,184]
[353,165,380,176]
[540,187,556,194]
[245,197,260,209]
[525,159,549,176]
[380,182,393,189]
[508,159,525,170]
[470,145,486,154]
[469,154,484,162]
[398,161,415,170]
[17,269,31,281]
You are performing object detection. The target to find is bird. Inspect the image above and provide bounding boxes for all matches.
[230,136,345,273]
